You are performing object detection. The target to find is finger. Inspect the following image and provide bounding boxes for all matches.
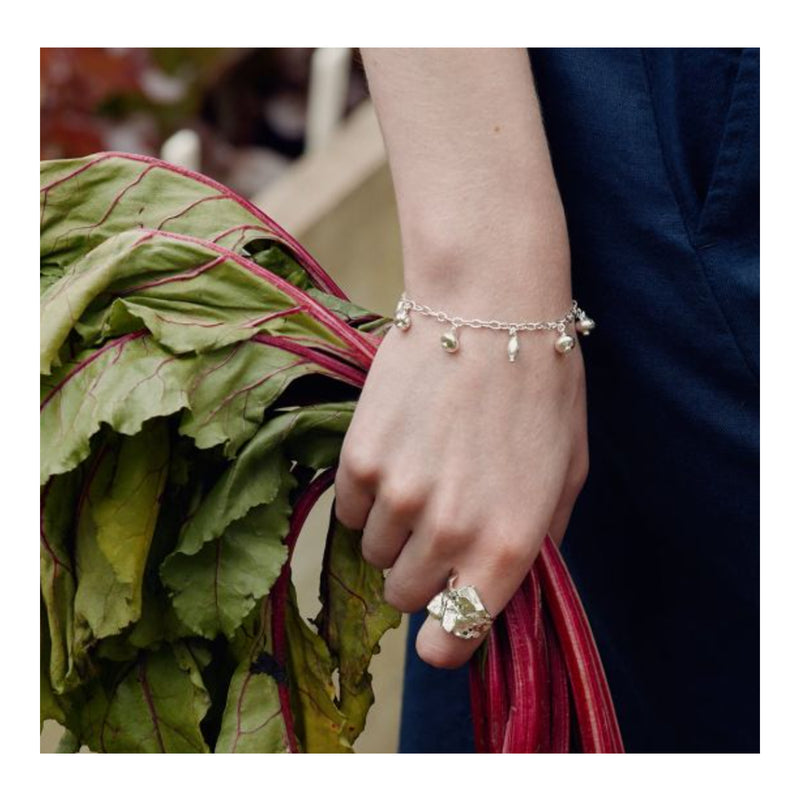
[360,488,415,569]
[333,459,376,531]
[382,523,455,614]
[415,536,535,670]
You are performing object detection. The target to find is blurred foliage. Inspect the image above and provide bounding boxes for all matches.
[41,48,369,196]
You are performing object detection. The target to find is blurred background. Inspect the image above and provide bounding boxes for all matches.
[40,47,407,754]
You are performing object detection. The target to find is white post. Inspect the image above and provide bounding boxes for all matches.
[305,48,352,154]
[160,128,202,172]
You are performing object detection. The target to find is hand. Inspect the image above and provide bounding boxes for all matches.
[333,307,588,669]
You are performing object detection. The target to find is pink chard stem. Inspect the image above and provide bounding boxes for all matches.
[534,537,624,753]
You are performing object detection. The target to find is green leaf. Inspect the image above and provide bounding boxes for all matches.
[215,657,290,752]
[307,286,389,333]
[280,401,355,469]
[161,469,295,640]
[248,241,315,291]
[176,339,334,458]
[40,229,348,375]
[284,583,351,753]
[40,471,81,693]
[94,642,212,752]
[41,596,67,730]
[215,602,292,753]
[94,419,170,588]
[164,401,353,565]
[315,509,402,745]
[73,421,169,649]
[40,333,193,485]
[41,153,291,284]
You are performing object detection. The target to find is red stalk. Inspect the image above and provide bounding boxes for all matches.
[467,645,490,753]
[528,568,552,753]
[534,537,624,753]
[500,580,539,752]
[484,622,510,753]
[543,603,570,753]
[252,333,367,388]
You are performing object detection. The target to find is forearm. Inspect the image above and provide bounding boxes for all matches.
[359,47,571,317]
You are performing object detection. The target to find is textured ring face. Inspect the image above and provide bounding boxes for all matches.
[426,584,494,640]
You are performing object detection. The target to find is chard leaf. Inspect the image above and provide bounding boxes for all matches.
[93,419,170,589]
[316,510,402,744]
[280,401,355,469]
[95,642,212,753]
[40,332,193,485]
[284,582,351,753]
[249,241,314,290]
[260,400,355,467]
[40,229,348,374]
[176,339,337,458]
[41,596,67,730]
[73,421,169,649]
[161,443,285,563]
[161,469,296,640]
[40,152,345,298]
[215,656,289,752]
[164,401,354,566]
[306,286,389,332]
[40,471,81,693]
[215,603,292,753]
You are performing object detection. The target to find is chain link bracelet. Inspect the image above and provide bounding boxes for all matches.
[393,291,595,362]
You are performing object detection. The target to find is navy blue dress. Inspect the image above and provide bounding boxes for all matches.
[398,48,759,754]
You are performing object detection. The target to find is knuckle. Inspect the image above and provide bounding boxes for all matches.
[339,444,380,487]
[428,521,470,556]
[332,491,362,531]
[383,574,423,613]
[381,479,426,517]
[361,538,392,570]
[487,532,530,573]
[426,504,474,555]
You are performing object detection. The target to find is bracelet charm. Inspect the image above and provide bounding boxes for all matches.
[440,324,460,353]
[507,327,520,362]
[393,292,594,361]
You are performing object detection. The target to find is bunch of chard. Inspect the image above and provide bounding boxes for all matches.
[40,152,622,753]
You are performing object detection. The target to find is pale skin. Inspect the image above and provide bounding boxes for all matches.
[334,48,588,669]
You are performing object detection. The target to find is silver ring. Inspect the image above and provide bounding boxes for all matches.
[426,572,494,640]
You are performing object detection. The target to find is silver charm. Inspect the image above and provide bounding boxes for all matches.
[555,333,576,354]
[576,315,595,335]
[507,327,520,362]
[440,325,460,353]
[427,574,494,640]
[394,301,411,331]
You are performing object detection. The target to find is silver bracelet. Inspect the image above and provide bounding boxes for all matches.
[393,291,595,362]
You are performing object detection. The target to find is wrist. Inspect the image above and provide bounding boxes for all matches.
[399,203,572,320]
[402,244,572,323]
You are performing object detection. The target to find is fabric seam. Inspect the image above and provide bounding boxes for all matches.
[639,48,758,387]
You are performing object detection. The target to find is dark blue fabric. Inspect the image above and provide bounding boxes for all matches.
[398,48,759,754]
